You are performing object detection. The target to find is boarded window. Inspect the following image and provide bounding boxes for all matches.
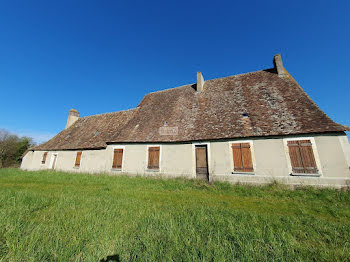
[148,147,160,169]
[41,152,48,164]
[112,149,124,169]
[287,140,317,174]
[232,143,253,172]
[75,151,82,167]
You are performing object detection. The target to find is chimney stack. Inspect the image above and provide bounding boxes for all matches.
[273,54,286,77]
[66,109,79,129]
[196,72,205,92]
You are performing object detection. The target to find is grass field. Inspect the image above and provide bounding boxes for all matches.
[0,169,349,261]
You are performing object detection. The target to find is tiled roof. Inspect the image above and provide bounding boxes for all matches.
[35,68,349,150]
[35,109,137,150]
[110,68,348,143]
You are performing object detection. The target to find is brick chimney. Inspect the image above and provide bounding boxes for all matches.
[197,72,205,92]
[273,54,286,77]
[66,109,79,129]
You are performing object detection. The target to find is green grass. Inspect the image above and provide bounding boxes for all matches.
[0,169,349,261]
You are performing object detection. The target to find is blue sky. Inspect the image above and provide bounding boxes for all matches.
[0,0,349,143]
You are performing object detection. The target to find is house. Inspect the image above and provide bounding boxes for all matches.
[21,54,350,188]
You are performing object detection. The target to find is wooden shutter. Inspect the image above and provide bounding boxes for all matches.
[287,140,317,174]
[112,149,123,169]
[232,143,253,172]
[232,144,243,171]
[287,141,304,173]
[75,152,82,167]
[148,147,160,169]
[42,152,48,164]
[299,140,317,173]
[241,143,253,172]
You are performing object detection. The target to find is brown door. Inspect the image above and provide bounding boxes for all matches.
[52,154,57,169]
[195,145,209,180]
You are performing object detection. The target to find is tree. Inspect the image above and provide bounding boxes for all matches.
[0,129,35,168]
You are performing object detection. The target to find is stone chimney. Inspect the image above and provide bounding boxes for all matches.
[66,109,79,129]
[273,54,286,77]
[197,72,205,92]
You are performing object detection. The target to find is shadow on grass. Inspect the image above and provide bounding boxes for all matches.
[100,254,120,262]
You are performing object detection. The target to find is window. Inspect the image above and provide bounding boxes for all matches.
[287,140,317,174]
[41,152,48,164]
[148,146,160,170]
[232,143,253,172]
[75,152,82,168]
[112,149,124,169]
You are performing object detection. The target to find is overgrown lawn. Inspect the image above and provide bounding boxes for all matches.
[0,169,349,261]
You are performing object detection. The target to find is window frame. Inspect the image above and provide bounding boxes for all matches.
[283,137,322,177]
[41,152,48,165]
[49,152,58,170]
[229,140,256,175]
[111,146,125,172]
[74,151,83,168]
[146,145,161,172]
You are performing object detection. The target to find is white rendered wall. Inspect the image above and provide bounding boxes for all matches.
[21,134,350,188]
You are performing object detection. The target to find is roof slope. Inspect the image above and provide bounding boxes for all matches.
[110,68,348,143]
[35,68,349,150]
[35,109,136,150]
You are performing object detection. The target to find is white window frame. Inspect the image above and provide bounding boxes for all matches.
[111,146,126,172]
[49,152,58,170]
[228,140,256,175]
[192,142,211,178]
[146,145,162,172]
[283,137,322,177]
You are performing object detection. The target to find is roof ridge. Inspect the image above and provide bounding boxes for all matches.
[80,107,137,119]
[146,68,274,96]
[148,83,193,95]
[205,68,275,82]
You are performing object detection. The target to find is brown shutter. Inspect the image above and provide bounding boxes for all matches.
[154,147,160,168]
[148,147,160,169]
[287,140,317,174]
[42,152,48,164]
[75,152,82,167]
[112,149,123,169]
[232,144,243,171]
[241,143,253,172]
[148,149,153,168]
[287,141,305,173]
[232,143,253,172]
[299,140,317,173]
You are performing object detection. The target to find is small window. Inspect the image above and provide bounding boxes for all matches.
[75,152,82,168]
[232,143,253,172]
[287,140,317,174]
[112,149,124,169]
[41,152,48,164]
[148,147,160,170]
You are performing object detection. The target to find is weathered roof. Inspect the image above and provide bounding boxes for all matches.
[110,68,348,143]
[35,109,137,150]
[35,67,349,151]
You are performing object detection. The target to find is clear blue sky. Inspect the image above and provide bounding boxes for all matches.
[0,0,349,143]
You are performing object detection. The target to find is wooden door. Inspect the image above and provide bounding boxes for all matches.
[195,145,209,180]
[52,154,57,169]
